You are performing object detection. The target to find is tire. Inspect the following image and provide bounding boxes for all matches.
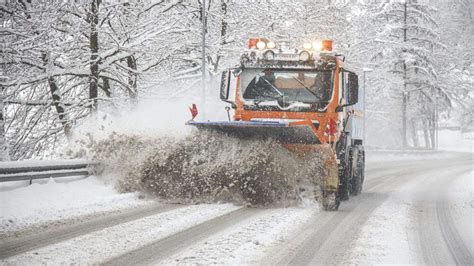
[339,176,350,200]
[350,145,364,196]
[322,191,340,211]
[339,148,353,200]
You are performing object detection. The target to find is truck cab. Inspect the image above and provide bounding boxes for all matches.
[220,38,363,147]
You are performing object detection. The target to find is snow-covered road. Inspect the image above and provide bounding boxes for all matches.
[0,152,472,265]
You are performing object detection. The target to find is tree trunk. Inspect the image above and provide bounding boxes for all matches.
[422,118,431,148]
[0,85,9,161]
[101,77,111,97]
[41,52,71,138]
[212,0,227,73]
[48,76,71,137]
[89,0,100,112]
[221,0,228,44]
[410,119,419,147]
[430,113,436,149]
[402,91,407,147]
[402,0,408,148]
[127,55,137,100]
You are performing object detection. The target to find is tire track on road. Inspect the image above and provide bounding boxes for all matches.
[267,156,471,265]
[437,192,473,265]
[102,207,262,265]
[265,163,417,265]
[414,163,473,265]
[0,203,181,259]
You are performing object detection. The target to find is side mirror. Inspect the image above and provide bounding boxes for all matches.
[220,70,231,100]
[348,73,359,105]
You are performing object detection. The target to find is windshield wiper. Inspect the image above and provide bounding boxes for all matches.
[262,78,284,97]
[291,77,321,100]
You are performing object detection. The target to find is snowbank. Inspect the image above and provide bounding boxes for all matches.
[366,129,472,162]
[438,129,473,153]
[0,176,152,235]
[365,150,455,163]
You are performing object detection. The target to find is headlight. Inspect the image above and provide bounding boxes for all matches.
[266,41,276,49]
[312,41,322,51]
[303,43,312,50]
[256,41,266,50]
[299,51,311,61]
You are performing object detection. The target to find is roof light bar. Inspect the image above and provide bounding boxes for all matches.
[247,38,277,50]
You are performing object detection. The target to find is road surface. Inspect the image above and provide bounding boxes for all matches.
[1,152,472,265]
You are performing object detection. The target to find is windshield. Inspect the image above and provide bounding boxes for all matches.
[241,68,334,109]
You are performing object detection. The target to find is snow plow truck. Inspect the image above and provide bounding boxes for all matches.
[188,38,365,211]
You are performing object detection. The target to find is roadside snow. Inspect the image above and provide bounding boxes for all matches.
[446,170,474,253]
[0,176,152,235]
[3,204,239,265]
[366,129,472,163]
[160,207,315,265]
[438,129,473,153]
[366,150,455,163]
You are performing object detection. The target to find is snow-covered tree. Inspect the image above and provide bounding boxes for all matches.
[358,0,445,148]
[1,0,191,159]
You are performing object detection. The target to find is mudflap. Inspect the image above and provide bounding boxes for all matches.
[316,144,339,192]
[315,145,340,211]
[281,143,340,210]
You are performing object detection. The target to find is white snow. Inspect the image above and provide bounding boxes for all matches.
[366,129,473,163]
[3,204,240,265]
[343,190,418,264]
[160,207,315,264]
[343,164,473,264]
[446,170,474,253]
[366,150,455,163]
[0,176,153,235]
[438,129,473,153]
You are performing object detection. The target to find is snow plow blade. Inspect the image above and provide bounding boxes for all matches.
[186,121,320,144]
[187,120,339,210]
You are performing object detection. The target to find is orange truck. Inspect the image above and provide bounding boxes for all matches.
[188,38,365,210]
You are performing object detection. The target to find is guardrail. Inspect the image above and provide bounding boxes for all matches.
[0,161,96,183]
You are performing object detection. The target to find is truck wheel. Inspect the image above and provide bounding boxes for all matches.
[339,150,352,201]
[359,147,365,192]
[350,171,362,195]
[339,180,350,200]
[322,191,340,211]
[350,145,364,195]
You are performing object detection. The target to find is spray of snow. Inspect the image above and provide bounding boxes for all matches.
[60,85,331,206]
[69,130,329,207]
